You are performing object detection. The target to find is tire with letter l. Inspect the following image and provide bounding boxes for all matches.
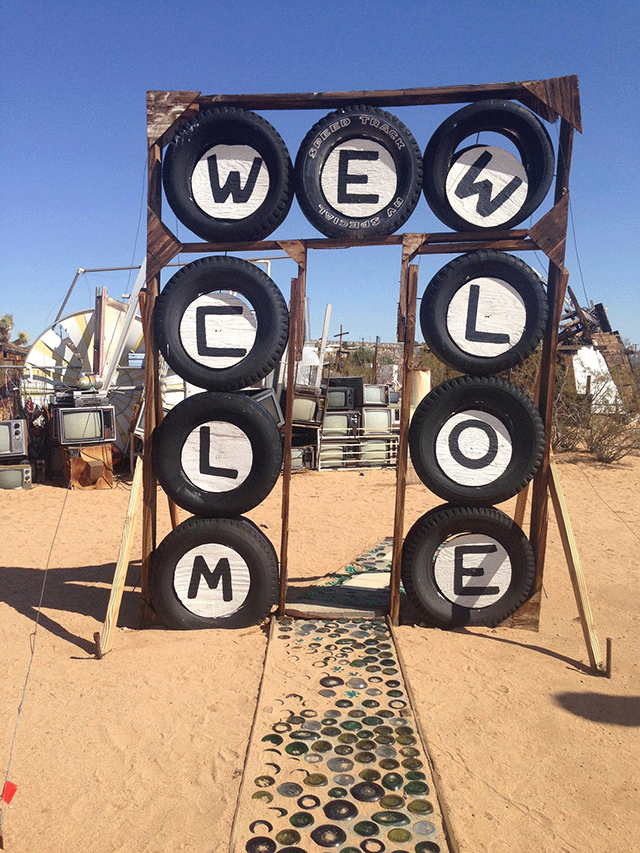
[419,250,548,375]
[153,391,283,517]
[150,515,279,629]
[409,376,544,505]
[401,504,535,628]
[154,255,289,392]
[294,105,423,239]
[423,99,554,231]
[162,107,293,242]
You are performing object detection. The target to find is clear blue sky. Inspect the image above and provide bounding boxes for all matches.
[1,0,639,350]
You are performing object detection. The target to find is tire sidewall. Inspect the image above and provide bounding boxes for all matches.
[154,255,289,391]
[401,504,535,627]
[295,105,423,239]
[409,376,544,505]
[150,515,278,629]
[419,250,548,375]
[152,391,283,516]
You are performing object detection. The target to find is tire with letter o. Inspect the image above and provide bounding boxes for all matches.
[409,376,544,505]
[154,255,289,391]
[419,250,548,375]
[150,515,279,629]
[162,107,293,242]
[401,504,535,628]
[423,99,554,231]
[294,105,423,239]
[153,392,283,517]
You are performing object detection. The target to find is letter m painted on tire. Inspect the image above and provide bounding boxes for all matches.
[188,554,233,601]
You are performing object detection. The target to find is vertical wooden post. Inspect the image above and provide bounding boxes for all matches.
[140,142,162,626]
[529,117,574,584]
[389,262,419,625]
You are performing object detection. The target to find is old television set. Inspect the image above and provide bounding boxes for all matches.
[285,387,324,425]
[360,439,390,466]
[322,411,360,436]
[0,419,28,458]
[244,388,285,427]
[51,406,117,446]
[362,384,389,406]
[0,462,33,490]
[328,376,364,407]
[325,386,356,410]
[389,389,400,405]
[362,407,394,433]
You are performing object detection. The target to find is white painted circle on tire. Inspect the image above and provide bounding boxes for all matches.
[191,144,270,219]
[446,145,528,228]
[435,409,512,486]
[178,292,257,370]
[181,421,253,491]
[320,139,397,217]
[434,532,512,608]
[173,543,251,617]
[446,276,527,357]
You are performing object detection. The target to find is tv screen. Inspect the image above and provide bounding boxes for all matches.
[360,440,389,465]
[362,408,393,433]
[291,396,318,423]
[0,419,28,458]
[323,411,359,436]
[363,384,388,405]
[0,463,32,490]
[326,387,355,410]
[250,388,284,427]
[54,406,116,446]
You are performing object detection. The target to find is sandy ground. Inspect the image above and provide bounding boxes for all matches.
[1,454,639,852]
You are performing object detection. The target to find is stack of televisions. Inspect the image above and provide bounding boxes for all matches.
[146,87,561,630]
[0,418,32,489]
[288,377,400,471]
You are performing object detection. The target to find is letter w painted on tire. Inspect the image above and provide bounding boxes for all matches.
[207,154,264,203]
[454,150,523,218]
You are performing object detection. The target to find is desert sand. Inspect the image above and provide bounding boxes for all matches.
[1,454,639,852]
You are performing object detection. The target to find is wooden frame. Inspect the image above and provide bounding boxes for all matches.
[142,76,585,636]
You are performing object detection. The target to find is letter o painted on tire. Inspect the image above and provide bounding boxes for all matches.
[401,504,535,628]
[153,392,283,517]
[150,515,279,629]
[409,376,544,505]
[162,107,293,242]
[423,99,554,231]
[419,250,548,375]
[154,255,289,392]
[294,105,423,239]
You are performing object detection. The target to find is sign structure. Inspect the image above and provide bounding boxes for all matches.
[145,77,580,630]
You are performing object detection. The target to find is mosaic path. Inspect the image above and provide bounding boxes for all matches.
[230,617,447,853]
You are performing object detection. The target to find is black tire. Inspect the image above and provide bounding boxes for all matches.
[150,515,278,629]
[419,250,548,375]
[423,99,554,231]
[294,105,423,239]
[153,392,283,517]
[154,255,289,391]
[401,504,535,628]
[409,376,544,505]
[162,107,293,242]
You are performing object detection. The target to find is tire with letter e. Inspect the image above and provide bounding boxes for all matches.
[154,255,289,392]
[153,392,283,517]
[409,376,544,505]
[401,504,535,628]
[419,250,548,375]
[423,99,554,231]
[162,107,293,242]
[150,515,279,629]
[294,105,423,239]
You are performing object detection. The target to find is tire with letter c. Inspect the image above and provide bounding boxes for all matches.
[422,99,554,231]
[153,392,283,517]
[409,376,544,505]
[419,250,548,375]
[401,504,535,628]
[162,107,293,242]
[294,104,423,239]
[154,255,289,392]
[150,515,279,629]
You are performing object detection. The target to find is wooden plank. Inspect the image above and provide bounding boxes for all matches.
[390,263,419,624]
[146,90,200,147]
[147,210,182,280]
[513,482,530,528]
[521,75,582,132]
[529,194,569,268]
[548,458,605,672]
[95,456,143,658]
